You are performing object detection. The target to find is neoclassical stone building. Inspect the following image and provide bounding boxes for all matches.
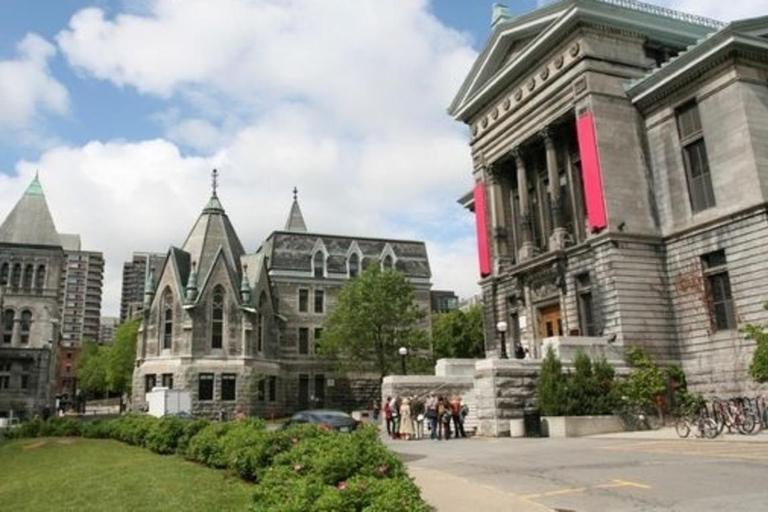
[453,0,768,395]
[132,180,432,417]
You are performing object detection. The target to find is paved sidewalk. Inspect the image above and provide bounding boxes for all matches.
[408,465,552,512]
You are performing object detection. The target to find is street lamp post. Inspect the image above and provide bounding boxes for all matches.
[398,346,408,375]
[496,321,509,359]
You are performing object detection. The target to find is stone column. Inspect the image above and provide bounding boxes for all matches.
[513,147,535,261]
[543,127,568,251]
[486,164,509,267]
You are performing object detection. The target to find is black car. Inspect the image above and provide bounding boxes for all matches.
[284,410,360,432]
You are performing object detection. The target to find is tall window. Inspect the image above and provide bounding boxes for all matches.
[677,102,715,213]
[348,253,359,278]
[162,289,173,350]
[257,378,265,401]
[576,273,597,336]
[702,250,736,331]
[161,373,174,389]
[20,364,29,390]
[382,254,394,271]
[211,285,224,349]
[298,289,309,312]
[22,264,33,289]
[257,292,267,353]
[145,374,157,393]
[3,309,14,344]
[19,310,31,345]
[314,289,324,314]
[314,328,323,354]
[313,252,325,278]
[268,376,277,402]
[0,362,9,390]
[298,327,309,355]
[35,265,45,291]
[11,264,21,288]
[0,263,8,286]
[198,373,214,401]
[314,374,325,407]
[222,374,236,401]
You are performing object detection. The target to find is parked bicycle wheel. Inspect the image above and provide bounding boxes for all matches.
[675,418,691,438]
[699,418,719,439]
[738,414,757,435]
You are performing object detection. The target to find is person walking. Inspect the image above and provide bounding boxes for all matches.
[390,396,400,439]
[425,393,438,440]
[383,397,393,437]
[450,395,467,438]
[399,397,415,440]
[412,395,425,440]
[437,396,451,440]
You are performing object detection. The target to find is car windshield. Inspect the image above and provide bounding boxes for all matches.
[310,411,351,420]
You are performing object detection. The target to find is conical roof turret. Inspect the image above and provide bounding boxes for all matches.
[284,187,307,233]
[0,173,62,247]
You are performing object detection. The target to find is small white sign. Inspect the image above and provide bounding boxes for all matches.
[519,316,527,329]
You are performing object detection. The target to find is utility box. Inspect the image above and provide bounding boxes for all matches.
[146,388,191,418]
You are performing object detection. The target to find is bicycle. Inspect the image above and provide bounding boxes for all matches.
[674,409,718,439]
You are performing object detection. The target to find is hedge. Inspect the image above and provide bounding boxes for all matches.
[4,415,429,512]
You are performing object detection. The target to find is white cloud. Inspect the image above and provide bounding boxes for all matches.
[0,33,69,129]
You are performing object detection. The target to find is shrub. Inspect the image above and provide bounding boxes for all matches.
[110,414,156,447]
[145,417,187,454]
[744,307,768,383]
[81,419,113,439]
[175,418,210,455]
[537,346,567,416]
[184,422,234,467]
[618,347,665,408]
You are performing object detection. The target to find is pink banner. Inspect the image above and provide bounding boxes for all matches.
[473,183,491,277]
[576,112,608,232]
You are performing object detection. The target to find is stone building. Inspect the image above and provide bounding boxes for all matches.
[0,177,63,419]
[132,179,432,417]
[452,0,768,395]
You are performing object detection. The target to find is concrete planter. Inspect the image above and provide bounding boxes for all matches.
[543,415,624,438]
[509,419,525,438]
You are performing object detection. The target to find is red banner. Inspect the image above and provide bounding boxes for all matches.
[473,183,491,277]
[576,112,608,232]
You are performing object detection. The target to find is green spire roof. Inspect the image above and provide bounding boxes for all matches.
[25,174,45,197]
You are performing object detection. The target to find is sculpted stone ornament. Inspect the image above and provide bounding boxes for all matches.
[554,55,565,69]
[503,98,511,111]
[570,42,581,57]
[539,67,550,81]
[527,77,536,91]
[514,89,523,101]
[491,106,499,120]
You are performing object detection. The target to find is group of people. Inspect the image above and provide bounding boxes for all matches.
[381,393,468,441]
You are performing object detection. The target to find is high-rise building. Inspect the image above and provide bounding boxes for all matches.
[120,252,165,323]
[58,235,104,346]
[99,316,119,345]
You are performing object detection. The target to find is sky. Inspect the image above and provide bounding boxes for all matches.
[0,0,764,317]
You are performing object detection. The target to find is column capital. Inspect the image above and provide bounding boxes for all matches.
[540,126,554,147]
[511,146,524,163]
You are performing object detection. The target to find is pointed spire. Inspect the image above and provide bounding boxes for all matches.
[240,264,251,304]
[284,187,307,233]
[204,168,224,213]
[0,174,60,246]
[185,261,199,303]
[144,266,156,306]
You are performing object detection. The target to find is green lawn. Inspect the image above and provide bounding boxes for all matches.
[0,438,254,511]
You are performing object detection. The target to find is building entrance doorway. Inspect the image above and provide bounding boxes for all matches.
[539,304,563,340]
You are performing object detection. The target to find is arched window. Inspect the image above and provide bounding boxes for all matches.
[162,288,173,350]
[348,253,359,278]
[11,264,21,288]
[313,252,325,278]
[257,292,267,353]
[35,265,46,291]
[211,285,224,349]
[382,254,394,271]
[23,264,34,289]
[0,263,8,286]
[3,309,14,344]
[20,310,32,345]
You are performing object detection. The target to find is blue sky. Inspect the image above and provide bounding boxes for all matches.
[0,0,762,315]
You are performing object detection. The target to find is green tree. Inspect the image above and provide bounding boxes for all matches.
[319,267,427,379]
[106,319,140,395]
[618,347,665,407]
[431,305,485,359]
[537,346,567,416]
[77,341,107,395]
[744,304,768,382]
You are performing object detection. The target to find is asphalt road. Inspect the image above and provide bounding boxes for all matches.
[386,431,768,511]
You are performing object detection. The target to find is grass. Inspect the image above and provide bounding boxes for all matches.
[0,437,254,511]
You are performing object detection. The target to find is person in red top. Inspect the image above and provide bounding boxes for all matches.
[383,397,393,437]
[450,396,467,438]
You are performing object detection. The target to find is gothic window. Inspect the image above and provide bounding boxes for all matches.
[35,265,46,291]
[23,264,34,289]
[162,288,173,350]
[257,292,267,353]
[20,310,32,345]
[3,309,14,344]
[382,254,394,271]
[11,264,21,288]
[348,253,359,278]
[211,286,224,349]
[313,251,325,278]
[0,263,8,286]
[677,102,715,213]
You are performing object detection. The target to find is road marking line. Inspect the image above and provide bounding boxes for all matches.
[523,479,651,500]
[611,479,652,489]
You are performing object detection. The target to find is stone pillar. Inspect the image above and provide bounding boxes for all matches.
[486,165,508,265]
[474,358,540,437]
[543,127,568,251]
[513,147,535,261]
